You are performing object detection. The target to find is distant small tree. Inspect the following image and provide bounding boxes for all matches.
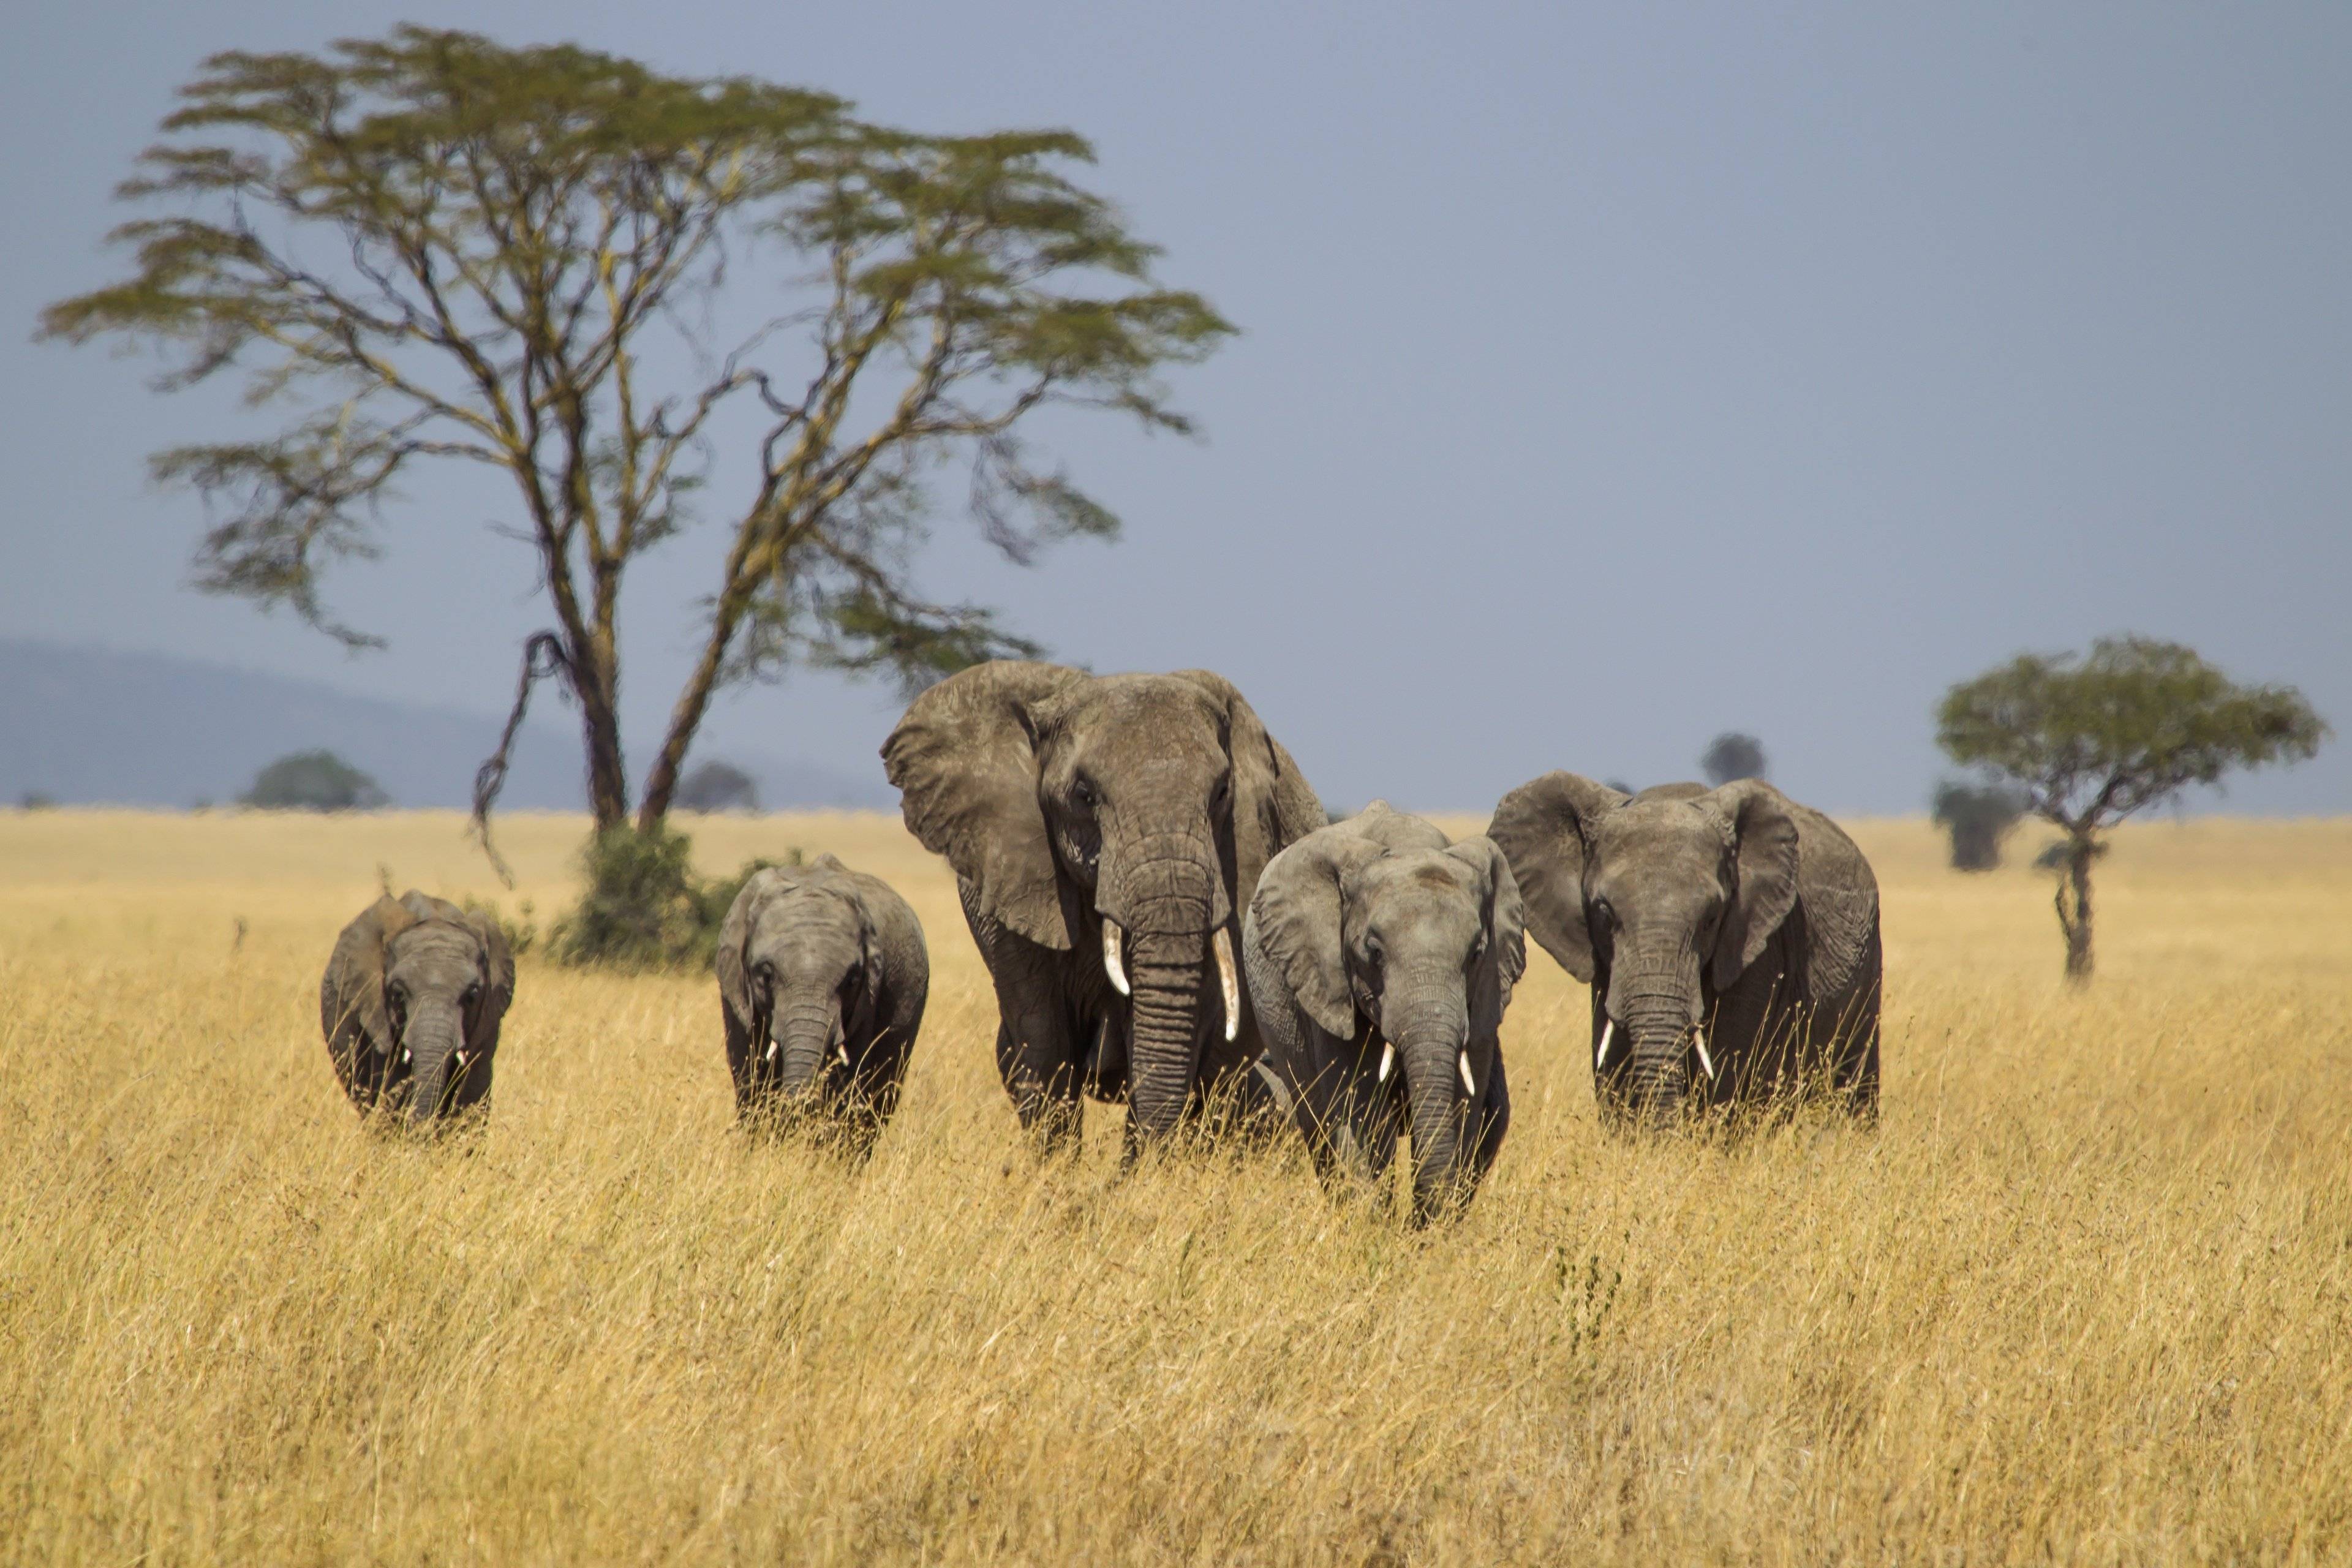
[17,792,58,811]
[1937,635,2325,984]
[1700,733,1767,786]
[1602,778,1636,797]
[241,750,389,811]
[674,760,760,813]
[1931,778,2030,871]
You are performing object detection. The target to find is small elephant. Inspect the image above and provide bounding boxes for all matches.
[883,661,1324,1155]
[1488,774,1882,1129]
[714,855,929,1153]
[320,891,516,1128]
[1244,803,1526,1223]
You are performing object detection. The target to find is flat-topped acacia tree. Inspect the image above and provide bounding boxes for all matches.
[1936,636,2325,984]
[42,26,1231,872]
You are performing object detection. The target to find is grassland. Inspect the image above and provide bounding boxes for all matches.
[3,808,2349,1565]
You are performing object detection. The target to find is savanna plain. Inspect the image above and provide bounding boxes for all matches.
[3,808,2348,1565]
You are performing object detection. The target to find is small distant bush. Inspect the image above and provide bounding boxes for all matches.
[18,791,58,811]
[1700,733,1768,786]
[1931,779,2030,871]
[240,750,388,812]
[1603,778,1636,797]
[674,760,760,814]
[548,822,797,970]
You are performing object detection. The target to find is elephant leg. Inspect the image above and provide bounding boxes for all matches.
[995,1016,1085,1155]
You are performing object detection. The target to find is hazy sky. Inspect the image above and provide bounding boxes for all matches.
[7,2,2347,815]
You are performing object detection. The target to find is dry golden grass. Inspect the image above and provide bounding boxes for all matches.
[4,807,2350,1564]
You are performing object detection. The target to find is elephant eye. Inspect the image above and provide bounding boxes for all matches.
[463,984,482,1007]
[1210,773,1232,812]
[1362,934,1384,969]
[755,959,777,982]
[1589,897,1613,930]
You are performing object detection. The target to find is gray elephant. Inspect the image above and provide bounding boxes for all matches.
[1487,774,1882,1129]
[715,856,929,1153]
[320,891,516,1128]
[882,661,1324,1153]
[1244,803,1526,1223]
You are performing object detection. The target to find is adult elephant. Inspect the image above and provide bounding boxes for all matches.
[1488,774,1881,1129]
[320,890,516,1129]
[883,662,1324,1153]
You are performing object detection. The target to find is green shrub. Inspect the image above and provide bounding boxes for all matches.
[547,823,796,971]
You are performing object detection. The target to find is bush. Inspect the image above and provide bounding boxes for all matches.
[240,750,388,811]
[1931,779,2030,871]
[17,791,58,811]
[675,760,760,813]
[548,822,796,970]
[1700,733,1767,786]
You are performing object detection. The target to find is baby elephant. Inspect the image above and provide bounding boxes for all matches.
[321,891,516,1129]
[1244,804,1526,1224]
[715,855,929,1153]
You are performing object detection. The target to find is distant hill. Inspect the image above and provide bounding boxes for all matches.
[0,640,889,811]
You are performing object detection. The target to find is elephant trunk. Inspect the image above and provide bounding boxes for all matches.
[1617,941,1700,1130]
[1123,927,1208,1142]
[399,998,466,1129]
[771,991,844,1104]
[1393,986,1471,1225]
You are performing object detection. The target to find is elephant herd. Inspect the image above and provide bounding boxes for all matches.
[322,662,1883,1223]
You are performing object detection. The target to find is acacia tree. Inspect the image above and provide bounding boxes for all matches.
[42,27,1231,859]
[1937,635,2324,984]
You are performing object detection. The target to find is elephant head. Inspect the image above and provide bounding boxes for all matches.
[1251,805,1525,1221]
[1489,774,1797,1126]
[715,858,885,1119]
[320,891,515,1129]
[883,661,1320,1141]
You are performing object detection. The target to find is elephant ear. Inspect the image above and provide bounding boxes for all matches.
[1447,836,1527,1038]
[460,907,516,1054]
[1172,669,1324,911]
[1485,772,1627,984]
[320,893,420,1069]
[714,867,790,1028]
[1249,829,1380,1038]
[1703,779,1801,990]
[881,660,1083,949]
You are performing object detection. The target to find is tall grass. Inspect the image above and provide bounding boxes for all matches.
[2,810,2348,1564]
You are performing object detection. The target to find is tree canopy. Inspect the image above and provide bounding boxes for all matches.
[1700,733,1768,786]
[241,750,388,811]
[42,26,1233,854]
[674,759,759,813]
[1936,636,2324,834]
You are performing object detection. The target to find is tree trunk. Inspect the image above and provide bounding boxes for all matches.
[570,636,631,831]
[2056,836,2095,986]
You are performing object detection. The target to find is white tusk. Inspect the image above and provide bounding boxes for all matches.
[1212,928,1242,1043]
[1459,1049,1477,1096]
[1596,1019,1616,1071]
[1694,1028,1715,1084]
[835,1040,851,1068]
[1378,1041,1395,1084]
[1102,918,1129,997]
[453,1050,467,1072]
[764,1035,779,1063]
[401,1046,412,1066]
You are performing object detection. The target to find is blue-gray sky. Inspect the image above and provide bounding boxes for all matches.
[7,1,2347,815]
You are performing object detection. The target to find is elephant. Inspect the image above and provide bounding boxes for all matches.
[1243,803,1526,1224]
[882,661,1324,1154]
[714,855,929,1153]
[1487,774,1882,1129]
[320,891,515,1128]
